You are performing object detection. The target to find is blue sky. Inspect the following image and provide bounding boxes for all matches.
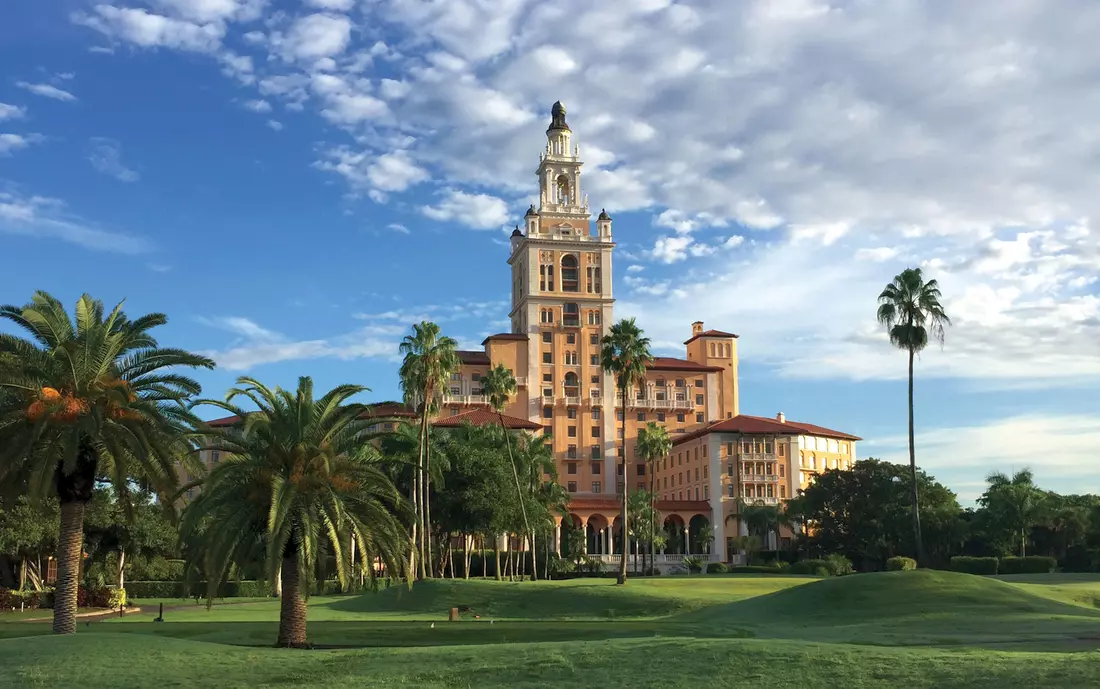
[2,0,1099,503]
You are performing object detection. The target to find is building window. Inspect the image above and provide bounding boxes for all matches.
[568,426,577,437]
[591,460,601,473]
[563,303,579,326]
[727,485,735,497]
[541,309,553,324]
[781,485,787,498]
[590,354,599,365]
[561,255,579,292]
[211,450,220,464]
[587,310,601,325]
[618,481,625,494]
[695,394,704,405]
[704,485,709,500]
[567,462,578,475]
[564,351,578,365]
[695,379,704,387]
[450,407,460,416]
[637,464,645,476]
[616,410,624,421]
[636,412,645,422]
[566,333,576,344]
[675,379,685,388]
[694,468,699,481]
[590,333,599,345]
[567,481,577,493]
[779,464,785,477]
[543,331,552,343]
[592,426,600,437]
[696,413,704,423]
[543,425,552,436]
[567,407,577,419]
[695,487,700,500]
[586,266,601,293]
[543,352,552,364]
[592,481,602,493]
[540,264,555,291]
[543,373,553,383]
[543,406,553,418]
[657,412,665,422]
[590,375,600,384]
[592,409,600,420]
[677,413,685,423]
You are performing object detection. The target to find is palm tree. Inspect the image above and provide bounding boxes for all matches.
[480,363,535,579]
[0,292,213,634]
[601,318,653,585]
[636,422,671,571]
[398,321,459,580]
[513,430,564,580]
[877,267,950,565]
[980,468,1042,557]
[740,501,782,547]
[181,376,408,647]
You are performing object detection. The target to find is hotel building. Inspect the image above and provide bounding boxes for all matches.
[437,102,861,565]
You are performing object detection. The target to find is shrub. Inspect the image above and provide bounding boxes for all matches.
[824,553,854,576]
[727,565,787,574]
[886,556,917,571]
[950,556,999,575]
[126,581,186,599]
[682,556,705,574]
[108,587,127,609]
[790,559,834,576]
[1061,545,1099,573]
[999,556,1057,575]
[78,585,112,608]
[706,562,728,574]
[0,587,13,609]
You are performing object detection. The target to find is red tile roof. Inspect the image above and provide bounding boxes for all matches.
[683,329,739,345]
[205,414,241,428]
[646,357,725,372]
[671,414,862,446]
[432,408,542,431]
[564,497,621,511]
[482,333,528,345]
[457,350,491,365]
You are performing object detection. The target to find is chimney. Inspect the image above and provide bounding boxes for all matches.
[776,412,785,424]
[692,321,704,336]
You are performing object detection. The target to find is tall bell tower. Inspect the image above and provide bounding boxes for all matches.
[507,102,620,487]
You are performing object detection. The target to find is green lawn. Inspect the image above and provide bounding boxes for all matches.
[3,571,1100,688]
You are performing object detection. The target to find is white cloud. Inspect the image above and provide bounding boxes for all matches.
[387,222,410,234]
[314,147,428,196]
[421,189,510,230]
[868,413,1100,503]
[198,315,401,370]
[266,119,283,130]
[0,189,150,253]
[16,82,77,102]
[74,6,226,53]
[855,247,900,262]
[283,13,352,61]
[0,134,42,156]
[86,137,140,182]
[305,0,356,9]
[243,98,272,112]
[0,103,26,121]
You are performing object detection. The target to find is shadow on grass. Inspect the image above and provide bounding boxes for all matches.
[79,619,754,648]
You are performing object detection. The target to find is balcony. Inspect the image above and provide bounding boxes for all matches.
[515,377,527,387]
[614,395,696,410]
[743,474,779,483]
[442,393,488,405]
[740,452,777,461]
[564,396,582,406]
[743,497,780,506]
[589,394,603,406]
[541,394,555,406]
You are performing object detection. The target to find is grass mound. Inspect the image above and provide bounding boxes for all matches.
[685,570,1100,645]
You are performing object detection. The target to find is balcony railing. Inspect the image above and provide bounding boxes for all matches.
[589,394,603,406]
[564,396,582,406]
[614,395,695,410]
[743,497,780,506]
[741,452,777,461]
[743,474,780,483]
[541,395,555,405]
[442,393,488,405]
[515,377,527,387]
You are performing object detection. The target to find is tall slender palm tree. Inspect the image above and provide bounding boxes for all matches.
[0,292,213,634]
[480,363,535,579]
[601,318,653,585]
[877,267,950,566]
[181,376,408,647]
[398,321,459,580]
[636,422,671,572]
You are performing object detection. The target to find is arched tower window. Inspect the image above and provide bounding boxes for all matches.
[540,264,555,291]
[556,174,571,205]
[561,254,579,292]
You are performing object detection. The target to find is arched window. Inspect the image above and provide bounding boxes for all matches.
[540,264,554,291]
[561,254,579,292]
[563,302,579,327]
[556,174,571,205]
[563,372,579,397]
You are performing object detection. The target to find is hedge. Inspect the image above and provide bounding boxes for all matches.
[726,565,788,574]
[999,556,1057,575]
[790,555,853,576]
[950,556,999,575]
[126,579,341,600]
[886,556,917,571]
[706,562,728,574]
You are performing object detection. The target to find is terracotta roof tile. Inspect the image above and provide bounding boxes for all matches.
[432,408,541,430]
[457,350,491,365]
[671,414,861,445]
[646,357,725,372]
[683,329,739,345]
[482,333,528,345]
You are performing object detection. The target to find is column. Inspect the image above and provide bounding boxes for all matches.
[684,525,691,555]
[553,522,561,556]
[582,521,589,555]
[607,526,613,555]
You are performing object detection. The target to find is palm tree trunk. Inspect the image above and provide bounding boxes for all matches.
[494,539,501,581]
[117,549,125,591]
[650,458,657,574]
[618,384,629,585]
[52,500,85,635]
[499,412,532,580]
[424,426,434,579]
[465,535,472,580]
[907,347,926,566]
[277,549,308,648]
